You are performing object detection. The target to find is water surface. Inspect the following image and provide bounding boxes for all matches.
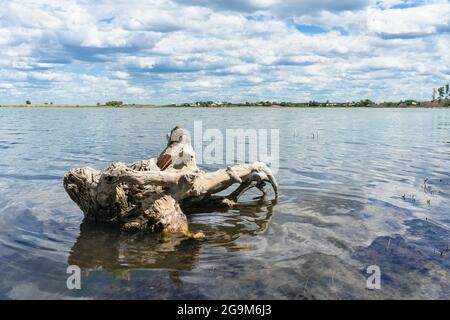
[0,107,449,299]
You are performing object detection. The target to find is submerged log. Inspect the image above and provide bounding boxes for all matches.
[63,127,278,237]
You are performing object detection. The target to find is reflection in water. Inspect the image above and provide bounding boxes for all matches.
[68,222,201,280]
[68,199,276,283]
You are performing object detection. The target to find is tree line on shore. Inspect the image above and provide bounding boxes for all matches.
[167,99,426,108]
[14,89,450,108]
[432,84,449,101]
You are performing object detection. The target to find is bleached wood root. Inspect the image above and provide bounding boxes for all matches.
[63,127,278,237]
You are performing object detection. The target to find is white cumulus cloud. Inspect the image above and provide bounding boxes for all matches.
[0,0,448,104]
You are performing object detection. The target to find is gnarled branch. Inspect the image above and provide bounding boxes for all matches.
[63,127,278,237]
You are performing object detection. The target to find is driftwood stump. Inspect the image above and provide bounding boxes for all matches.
[63,127,278,237]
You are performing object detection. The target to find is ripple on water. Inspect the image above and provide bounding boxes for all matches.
[0,107,449,299]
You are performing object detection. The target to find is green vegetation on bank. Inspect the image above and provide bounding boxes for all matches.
[163,99,448,108]
[230,99,377,108]
[0,99,449,108]
[2,83,449,109]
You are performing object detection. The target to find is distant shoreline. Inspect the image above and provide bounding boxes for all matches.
[0,100,449,109]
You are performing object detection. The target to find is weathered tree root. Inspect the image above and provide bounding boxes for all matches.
[63,127,278,237]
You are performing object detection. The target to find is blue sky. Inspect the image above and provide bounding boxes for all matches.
[0,0,448,104]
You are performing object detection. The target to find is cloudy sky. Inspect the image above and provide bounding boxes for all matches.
[0,0,449,104]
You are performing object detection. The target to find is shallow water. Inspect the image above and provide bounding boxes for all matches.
[0,107,449,299]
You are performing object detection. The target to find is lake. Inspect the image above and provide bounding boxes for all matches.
[0,107,449,299]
